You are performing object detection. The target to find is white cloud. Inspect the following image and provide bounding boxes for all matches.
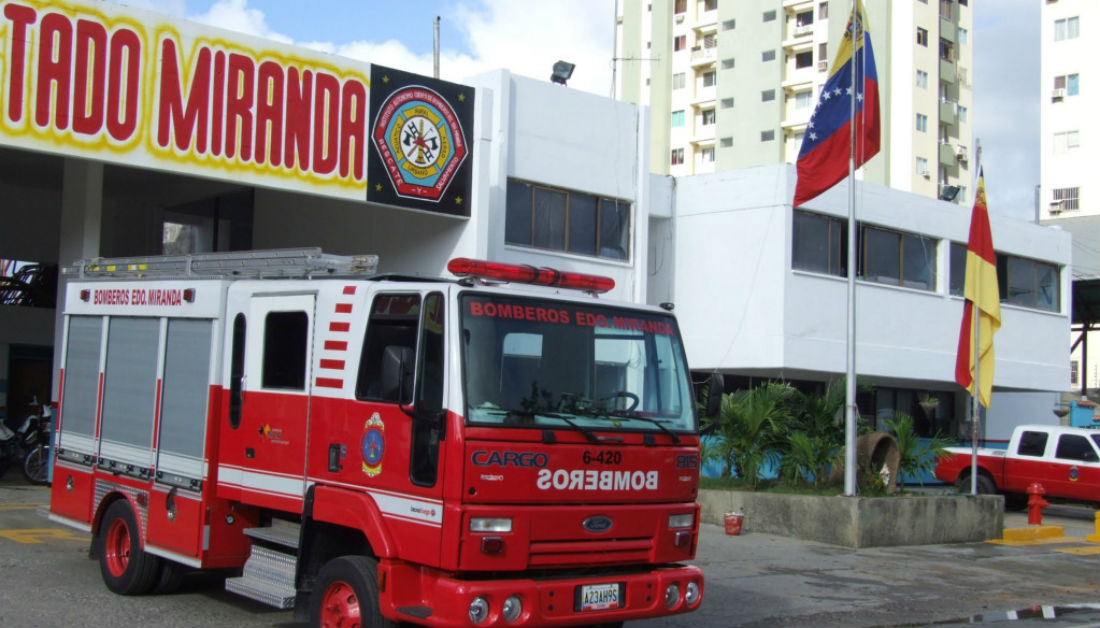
[180,0,613,94]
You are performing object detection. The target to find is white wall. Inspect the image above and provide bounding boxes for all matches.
[665,163,1072,395]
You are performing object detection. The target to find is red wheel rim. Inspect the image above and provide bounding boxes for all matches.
[104,517,131,577]
[320,581,361,628]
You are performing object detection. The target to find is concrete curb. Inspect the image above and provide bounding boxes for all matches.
[698,488,1004,548]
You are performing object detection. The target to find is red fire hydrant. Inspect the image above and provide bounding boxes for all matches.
[1027,482,1049,525]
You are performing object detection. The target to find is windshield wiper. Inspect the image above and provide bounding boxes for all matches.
[483,408,603,443]
[577,408,682,444]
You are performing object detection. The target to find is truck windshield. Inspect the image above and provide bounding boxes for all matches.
[460,293,696,433]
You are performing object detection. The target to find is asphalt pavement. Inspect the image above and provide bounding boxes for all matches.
[1,471,1097,628]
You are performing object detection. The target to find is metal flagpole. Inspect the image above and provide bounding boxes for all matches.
[970,143,983,495]
[843,0,859,497]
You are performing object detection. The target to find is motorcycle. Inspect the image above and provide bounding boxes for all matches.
[20,398,54,485]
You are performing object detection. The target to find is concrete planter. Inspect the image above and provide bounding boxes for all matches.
[697,488,1004,548]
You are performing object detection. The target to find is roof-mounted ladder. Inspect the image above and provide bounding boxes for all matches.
[63,248,379,280]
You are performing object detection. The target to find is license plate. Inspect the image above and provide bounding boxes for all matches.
[576,582,623,612]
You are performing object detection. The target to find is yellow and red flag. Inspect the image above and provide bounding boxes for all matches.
[954,169,1000,407]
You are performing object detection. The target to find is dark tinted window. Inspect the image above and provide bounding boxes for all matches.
[1056,434,1099,462]
[1017,431,1048,457]
[262,311,308,390]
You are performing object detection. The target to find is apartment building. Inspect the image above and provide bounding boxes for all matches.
[615,0,974,204]
[1040,0,1100,394]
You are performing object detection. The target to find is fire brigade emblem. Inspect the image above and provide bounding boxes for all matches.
[362,413,386,477]
[1069,466,1079,482]
[371,85,468,202]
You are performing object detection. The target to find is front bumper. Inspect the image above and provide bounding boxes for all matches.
[379,560,703,627]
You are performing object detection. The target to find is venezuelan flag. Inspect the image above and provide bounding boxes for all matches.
[793,0,880,207]
[955,170,1000,408]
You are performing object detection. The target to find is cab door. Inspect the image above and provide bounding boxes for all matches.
[218,293,316,512]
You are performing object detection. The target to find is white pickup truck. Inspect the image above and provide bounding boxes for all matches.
[934,424,1100,508]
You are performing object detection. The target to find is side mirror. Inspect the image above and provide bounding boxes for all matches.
[705,372,724,419]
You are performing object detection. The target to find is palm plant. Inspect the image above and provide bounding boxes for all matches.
[778,431,841,488]
[882,411,953,489]
[704,382,794,488]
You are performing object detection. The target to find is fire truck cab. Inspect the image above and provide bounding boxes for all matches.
[48,248,716,627]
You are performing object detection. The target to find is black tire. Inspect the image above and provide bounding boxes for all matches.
[1003,492,1028,511]
[97,500,161,595]
[22,444,49,485]
[310,556,394,628]
[975,474,996,495]
[153,559,188,594]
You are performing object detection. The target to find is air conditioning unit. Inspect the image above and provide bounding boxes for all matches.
[817,60,827,71]
[1052,88,1067,100]
[675,14,684,23]
[1049,200,1065,214]
[955,145,967,161]
[794,25,813,37]
[919,168,930,179]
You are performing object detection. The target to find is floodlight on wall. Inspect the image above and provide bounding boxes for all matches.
[550,60,575,86]
[939,185,961,202]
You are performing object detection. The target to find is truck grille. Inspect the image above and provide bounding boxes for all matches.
[528,538,653,567]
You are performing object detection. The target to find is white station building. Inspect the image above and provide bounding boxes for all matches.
[0,0,1070,443]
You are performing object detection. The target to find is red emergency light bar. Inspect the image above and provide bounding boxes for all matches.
[447,258,615,293]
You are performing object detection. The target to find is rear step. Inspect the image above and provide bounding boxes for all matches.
[224,521,300,609]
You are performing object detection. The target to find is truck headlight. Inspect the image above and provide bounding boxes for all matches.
[668,513,694,529]
[502,595,523,623]
[685,580,700,606]
[469,596,489,624]
[665,582,681,608]
[470,517,513,533]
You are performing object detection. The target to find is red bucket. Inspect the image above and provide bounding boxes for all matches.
[724,512,744,536]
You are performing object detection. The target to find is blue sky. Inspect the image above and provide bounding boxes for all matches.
[110,0,1038,220]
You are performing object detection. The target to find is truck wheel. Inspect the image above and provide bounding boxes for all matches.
[311,556,394,628]
[975,474,996,495]
[98,500,162,595]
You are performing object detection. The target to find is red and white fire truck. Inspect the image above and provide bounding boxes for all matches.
[48,248,719,627]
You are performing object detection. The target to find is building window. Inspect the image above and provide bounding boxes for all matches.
[818,43,827,63]
[819,2,828,19]
[958,27,968,45]
[1071,360,1079,386]
[940,38,954,62]
[1054,74,1080,96]
[916,156,929,177]
[762,49,776,62]
[674,35,687,51]
[721,58,735,70]
[673,72,686,89]
[860,226,937,291]
[917,27,928,47]
[1054,16,1080,41]
[703,0,717,11]
[671,110,685,127]
[702,109,716,125]
[949,242,966,296]
[723,19,736,30]
[1054,131,1080,154]
[702,70,717,87]
[721,97,734,108]
[795,51,813,69]
[997,254,1059,311]
[763,10,776,22]
[1052,186,1079,210]
[674,0,687,14]
[761,129,775,142]
[796,10,813,27]
[917,69,929,89]
[957,105,968,123]
[794,90,813,109]
[700,147,715,162]
[505,180,631,261]
[719,137,733,148]
[762,89,776,102]
[671,148,684,165]
[793,210,846,277]
[916,113,928,133]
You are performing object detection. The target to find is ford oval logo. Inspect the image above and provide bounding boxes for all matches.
[583,515,613,533]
